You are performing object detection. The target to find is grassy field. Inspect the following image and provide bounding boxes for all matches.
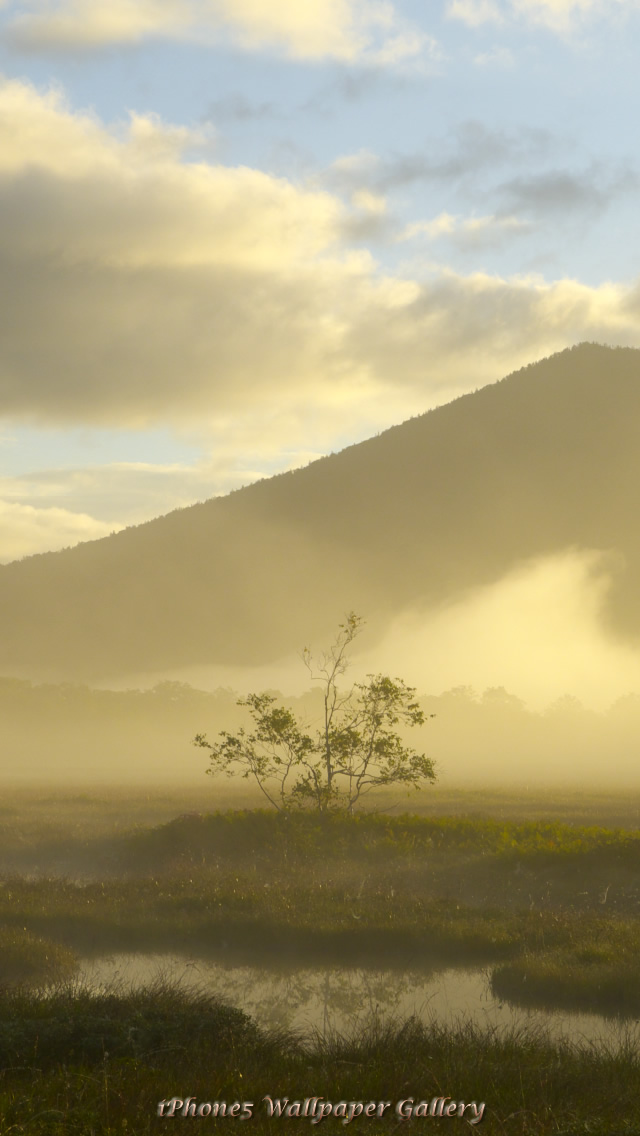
[3,782,640,874]
[2,786,640,1133]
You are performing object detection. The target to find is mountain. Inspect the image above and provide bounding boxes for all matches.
[1,342,639,683]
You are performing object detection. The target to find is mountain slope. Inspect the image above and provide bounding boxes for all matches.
[1,342,639,681]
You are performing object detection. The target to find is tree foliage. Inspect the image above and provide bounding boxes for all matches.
[194,614,436,813]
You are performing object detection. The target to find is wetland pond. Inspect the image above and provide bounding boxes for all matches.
[76,954,640,1049]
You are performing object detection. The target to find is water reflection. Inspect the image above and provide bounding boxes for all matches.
[76,954,640,1051]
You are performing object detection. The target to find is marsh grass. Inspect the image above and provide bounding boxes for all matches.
[1,981,640,1134]
[3,784,640,876]
[0,978,261,1067]
[492,938,640,1017]
[0,871,527,965]
[0,865,619,966]
[3,867,640,1018]
[3,795,640,1117]
[0,926,78,987]
[3,809,640,997]
[122,809,640,869]
[0,786,244,876]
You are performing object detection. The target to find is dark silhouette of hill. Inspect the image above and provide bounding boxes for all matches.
[1,341,639,682]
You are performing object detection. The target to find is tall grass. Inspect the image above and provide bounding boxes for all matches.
[123,809,640,869]
[0,926,77,986]
[1,982,639,1134]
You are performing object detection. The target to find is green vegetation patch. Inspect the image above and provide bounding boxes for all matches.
[0,874,526,964]
[122,809,640,870]
[0,982,260,1068]
[492,922,640,1017]
[4,870,640,976]
[0,925,77,987]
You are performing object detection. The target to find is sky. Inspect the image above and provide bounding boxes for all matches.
[1,0,640,563]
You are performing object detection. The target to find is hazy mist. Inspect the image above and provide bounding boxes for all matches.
[3,343,640,787]
[2,669,640,789]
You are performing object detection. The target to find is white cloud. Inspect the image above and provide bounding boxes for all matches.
[351,187,387,214]
[449,0,639,30]
[446,0,503,25]
[342,270,640,404]
[474,45,515,66]
[1,0,435,65]
[398,211,529,247]
[399,212,458,240]
[0,500,120,562]
[1,77,640,478]
[331,148,380,176]
[0,448,325,526]
[0,82,341,271]
[513,0,631,31]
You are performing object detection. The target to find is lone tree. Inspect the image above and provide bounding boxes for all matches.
[194,614,436,814]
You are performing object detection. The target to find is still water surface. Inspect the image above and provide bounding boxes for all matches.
[77,954,639,1049]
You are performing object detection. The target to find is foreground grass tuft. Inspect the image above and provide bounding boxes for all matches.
[1,984,640,1134]
[0,980,260,1068]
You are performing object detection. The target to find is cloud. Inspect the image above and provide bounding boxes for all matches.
[1,77,640,460]
[3,0,192,49]
[203,94,278,124]
[0,448,325,526]
[0,500,119,562]
[338,187,392,241]
[514,0,636,32]
[399,211,529,248]
[497,165,637,220]
[448,0,639,32]
[447,0,503,25]
[0,85,339,271]
[300,65,428,121]
[337,142,636,245]
[309,68,396,110]
[326,122,555,195]
[341,272,640,401]
[0,464,209,525]
[474,45,515,66]
[2,0,435,65]
[0,79,353,427]
[351,187,387,214]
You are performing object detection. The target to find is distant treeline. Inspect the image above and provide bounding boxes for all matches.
[1,677,640,786]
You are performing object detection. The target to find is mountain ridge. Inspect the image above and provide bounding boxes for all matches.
[1,341,639,681]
